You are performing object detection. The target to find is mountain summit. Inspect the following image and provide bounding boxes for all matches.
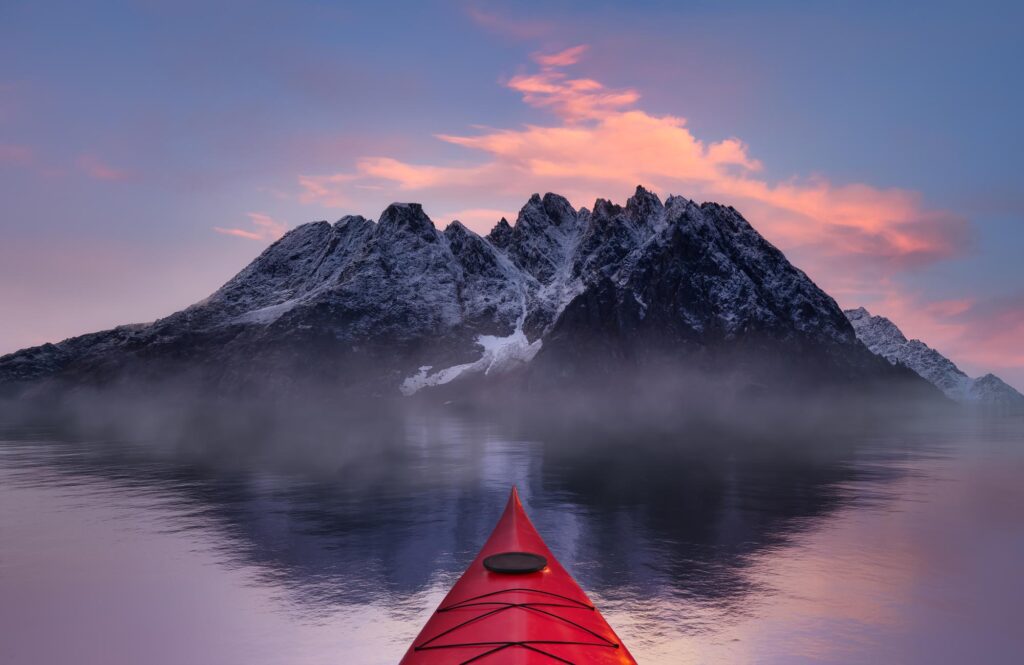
[1,187,929,400]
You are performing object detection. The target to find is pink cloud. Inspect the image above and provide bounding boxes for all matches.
[300,46,968,279]
[295,44,987,375]
[77,154,130,181]
[298,173,357,207]
[214,212,288,242]
[464,4,552,40]
[505,68,640,123]
[356,156,497,190]
[533,45,588,68]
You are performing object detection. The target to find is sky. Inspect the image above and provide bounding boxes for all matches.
[1,0,1022,389]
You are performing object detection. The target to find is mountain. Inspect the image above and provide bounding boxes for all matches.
[845,307,1024,408]
[0,187,930,401]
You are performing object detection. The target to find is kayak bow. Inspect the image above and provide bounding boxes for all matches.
[400,487,637,664]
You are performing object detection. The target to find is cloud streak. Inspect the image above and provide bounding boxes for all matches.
[463,3,552,41]
[297,173,357,207]
[532,44,589,68]
[77,154,130,181]
[505,48,640,123]
[214,212,288,242]
[297,45,968,284]
[292,46,997,380]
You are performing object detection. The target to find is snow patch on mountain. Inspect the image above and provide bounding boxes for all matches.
[400,326,542,395]
[234,299,301,325]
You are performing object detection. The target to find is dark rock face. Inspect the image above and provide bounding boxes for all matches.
[0,187,933,399]
[535,196,895,387]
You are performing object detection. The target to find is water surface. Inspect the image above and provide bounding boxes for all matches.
[1,413,1022,664]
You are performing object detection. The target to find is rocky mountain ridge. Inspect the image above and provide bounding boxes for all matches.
[0,187,928,400]
[845,307,1024,408]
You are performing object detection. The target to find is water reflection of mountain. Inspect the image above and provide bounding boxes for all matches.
[538,436,893,601]
[1,409,910,614]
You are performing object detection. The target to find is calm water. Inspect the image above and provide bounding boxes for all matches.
[1,411,1022,664]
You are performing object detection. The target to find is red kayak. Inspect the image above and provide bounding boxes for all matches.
[400,487,637,664]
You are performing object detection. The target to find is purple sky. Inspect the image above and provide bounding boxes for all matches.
[1,1,1022,388]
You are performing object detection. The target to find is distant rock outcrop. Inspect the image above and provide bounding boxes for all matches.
[845,307,1024,408]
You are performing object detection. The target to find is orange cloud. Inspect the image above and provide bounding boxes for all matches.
[533,45,588,68]
[77,154,130,181]
[214,212,288,242]
[505,66,640,122]
[357,157,491,189]
[295,43,973,337]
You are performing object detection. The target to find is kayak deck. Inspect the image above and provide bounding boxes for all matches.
[400,488,637,664]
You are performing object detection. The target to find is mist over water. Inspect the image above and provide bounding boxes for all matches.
[1,396,1022,664]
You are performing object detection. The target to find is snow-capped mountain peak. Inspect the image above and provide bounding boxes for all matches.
[0,187,938,399]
